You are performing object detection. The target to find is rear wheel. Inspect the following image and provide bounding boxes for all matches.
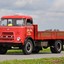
[0,47,7,54]
[50,40,62,53]
[22,39,33,55]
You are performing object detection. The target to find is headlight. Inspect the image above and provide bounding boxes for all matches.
[17,37,21,41]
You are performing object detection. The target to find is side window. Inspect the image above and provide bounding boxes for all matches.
[26,19,33,25]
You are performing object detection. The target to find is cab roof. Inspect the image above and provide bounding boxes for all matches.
[1,15,32,19]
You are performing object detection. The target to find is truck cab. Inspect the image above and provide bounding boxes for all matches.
[0,15,37,54]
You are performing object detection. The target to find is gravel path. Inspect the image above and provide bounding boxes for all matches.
[0,51,64,61]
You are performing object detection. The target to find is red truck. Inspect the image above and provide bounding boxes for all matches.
[0,15,63,54]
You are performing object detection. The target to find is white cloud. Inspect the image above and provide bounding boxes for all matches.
[14,0,27,8]
[49,0,64,12]
[0,9,15,17]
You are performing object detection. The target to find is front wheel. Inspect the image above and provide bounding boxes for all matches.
[50,40,62,53]
[0,47,7,54]
[22,39,33,55]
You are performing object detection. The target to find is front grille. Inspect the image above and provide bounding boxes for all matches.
[0,32,14,40]
[2,32,13,35]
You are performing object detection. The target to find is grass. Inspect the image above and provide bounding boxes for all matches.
[0,57,64,64]
[40,47,50,52]
[7,50,22,54]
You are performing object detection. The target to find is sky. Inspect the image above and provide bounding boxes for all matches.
[0,0,64,30]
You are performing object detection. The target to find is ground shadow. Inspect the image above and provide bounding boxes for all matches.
[5,51,52,55]
[0,50,62,55]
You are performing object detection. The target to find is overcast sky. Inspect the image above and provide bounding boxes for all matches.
[0,0,64,30]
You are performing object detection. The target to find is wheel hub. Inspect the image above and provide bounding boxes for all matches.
[26,41,32,53]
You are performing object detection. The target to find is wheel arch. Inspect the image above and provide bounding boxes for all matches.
[25,37,35,46]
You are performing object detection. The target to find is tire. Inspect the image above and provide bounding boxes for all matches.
[50,40,62,53]
[22,39,33,55]
[0,47,7,54]
[62,44,63,50]
[32,47,40,53]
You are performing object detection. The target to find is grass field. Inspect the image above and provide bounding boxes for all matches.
[0,57,64,64]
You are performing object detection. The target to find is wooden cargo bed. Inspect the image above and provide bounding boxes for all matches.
[37,31,64,40]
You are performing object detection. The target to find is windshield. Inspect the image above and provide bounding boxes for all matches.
[0,19,25,26]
